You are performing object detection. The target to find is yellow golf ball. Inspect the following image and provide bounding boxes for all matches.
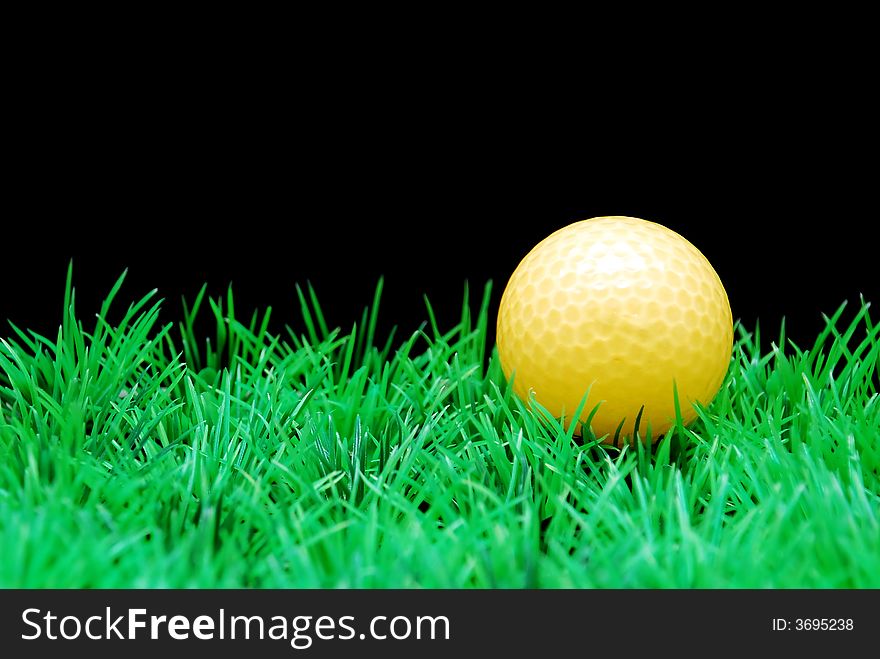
[497,216,733,443]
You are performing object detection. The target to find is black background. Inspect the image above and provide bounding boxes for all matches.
[3,56,876,352]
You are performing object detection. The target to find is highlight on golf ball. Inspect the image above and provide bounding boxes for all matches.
[496,216,733,443]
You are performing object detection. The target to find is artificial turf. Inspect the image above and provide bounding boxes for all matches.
[1,267,878,588]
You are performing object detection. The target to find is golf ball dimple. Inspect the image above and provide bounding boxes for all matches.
[497,216,733,443]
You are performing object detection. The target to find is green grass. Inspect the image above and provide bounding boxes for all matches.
[1,266,878,588]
